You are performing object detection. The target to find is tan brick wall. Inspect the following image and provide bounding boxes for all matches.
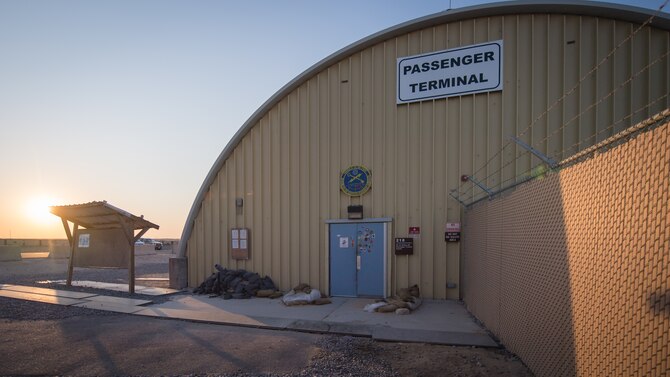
[462,120,669,377]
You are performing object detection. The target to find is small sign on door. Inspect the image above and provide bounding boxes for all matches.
[339,237,350,248]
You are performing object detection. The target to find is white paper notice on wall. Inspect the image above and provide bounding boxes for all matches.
[78,234,90,248]
[339,237,349,248]
[230,227,250,260]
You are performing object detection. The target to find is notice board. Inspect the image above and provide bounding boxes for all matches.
[231,228,250,260]
[73,228,129,268]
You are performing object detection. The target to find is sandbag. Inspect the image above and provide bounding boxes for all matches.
[256,289,275,297]
[281,288,322,305]
[364,302,387,313]
[377,304,399,313]
[406,297,422,311]
[397,288,413,301]
[409,284,420,298]
[194,266,280,299]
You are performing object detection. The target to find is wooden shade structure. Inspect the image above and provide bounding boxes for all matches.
[49,201,159,294]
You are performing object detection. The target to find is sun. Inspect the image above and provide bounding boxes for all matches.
[25,197,60,224]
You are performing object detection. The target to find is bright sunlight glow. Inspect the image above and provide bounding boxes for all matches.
[24,197,60,225]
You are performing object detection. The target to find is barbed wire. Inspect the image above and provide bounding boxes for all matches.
[559,107,670,167]
[530,48,670,156]
[554,93,669,161]
[454,105,670,206]
[460,0,669,192]
[452,147,531,199]
[515,0,669,142]
[451,0,670,205]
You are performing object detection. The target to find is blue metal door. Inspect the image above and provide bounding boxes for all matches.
[330,222,384,297]
[329,223,357,296]
[355,222,384,297]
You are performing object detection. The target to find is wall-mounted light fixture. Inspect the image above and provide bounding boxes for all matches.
[347,205,363,219]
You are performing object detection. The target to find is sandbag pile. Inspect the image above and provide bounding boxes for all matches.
[281,283,332,306]
[363,284,422,315]
[193,264,282,299]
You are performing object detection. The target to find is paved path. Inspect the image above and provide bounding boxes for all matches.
[0,283,152,313]
[0,284,497,347]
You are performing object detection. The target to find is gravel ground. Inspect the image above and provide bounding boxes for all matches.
[299,336,398,376]
[0,252,178,320]
[0,254,533,376]
[179,336,397,377]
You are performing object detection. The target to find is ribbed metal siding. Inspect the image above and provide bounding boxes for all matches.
[187,14,669,299]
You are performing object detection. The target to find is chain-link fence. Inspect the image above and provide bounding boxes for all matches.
[462,113,669,376]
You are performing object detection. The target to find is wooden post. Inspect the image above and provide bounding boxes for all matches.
[117,219,150,295]
[117,218,135,294]
[66,223,79,287]
[129,239,135,294]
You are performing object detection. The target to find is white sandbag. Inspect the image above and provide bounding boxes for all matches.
[363,302,387,312]
[281,288,322,305]
[308,289,321,302]
[406,297,423,311]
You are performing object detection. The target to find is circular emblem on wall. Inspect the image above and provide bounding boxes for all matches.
[340,165,372,196]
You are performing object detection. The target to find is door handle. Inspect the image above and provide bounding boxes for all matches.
[356,255,361,270]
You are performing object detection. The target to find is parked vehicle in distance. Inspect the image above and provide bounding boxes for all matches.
[139,238,163,250]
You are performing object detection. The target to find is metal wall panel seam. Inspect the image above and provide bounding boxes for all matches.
[429,27,446,297]
[227,154,234,268]
[289,90,299,285]
[280,99,290,287]
[213,168,220,272]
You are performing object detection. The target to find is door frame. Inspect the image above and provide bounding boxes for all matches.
[325,217,392,298]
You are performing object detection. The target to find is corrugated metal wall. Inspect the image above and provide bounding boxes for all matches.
[187,13,669,299]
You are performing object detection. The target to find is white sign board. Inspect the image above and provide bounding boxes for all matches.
[445,223,461,232]
[78,233,90,248]
[397,40,503,104]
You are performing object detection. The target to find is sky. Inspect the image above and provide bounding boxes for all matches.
[0,0,665,240]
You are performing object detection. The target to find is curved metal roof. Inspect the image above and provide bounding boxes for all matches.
[178,0,670,257]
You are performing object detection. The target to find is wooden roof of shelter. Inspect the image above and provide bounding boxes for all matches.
[49,201,159,231]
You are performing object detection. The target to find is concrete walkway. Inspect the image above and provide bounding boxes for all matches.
[0,283,497,347]
[0,283,152,313]
[137,295,498,347]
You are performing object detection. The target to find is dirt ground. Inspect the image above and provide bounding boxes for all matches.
[0,253,534,376]
[378,342,533,377]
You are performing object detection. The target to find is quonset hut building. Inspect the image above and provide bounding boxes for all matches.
[178,1,670,299]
